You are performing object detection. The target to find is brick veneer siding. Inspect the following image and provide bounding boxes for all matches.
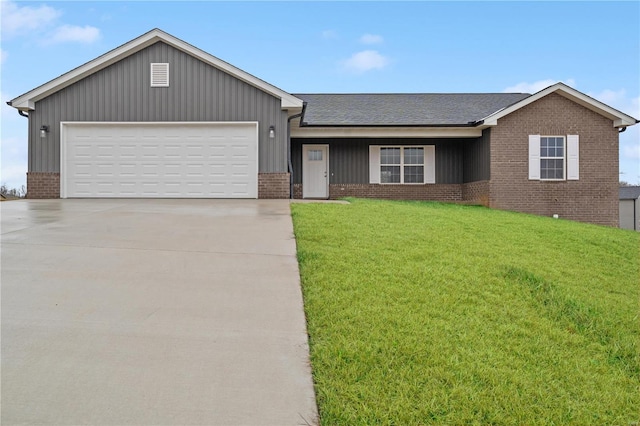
[329,184,462,201]
[25,172,290,199]
[293,184,303,199]
[292,183,462,201]
[26,172,60,199]
[258,173,290,199]
[462,180,490,206]
[489,92,619,226]
[293,182,496,204]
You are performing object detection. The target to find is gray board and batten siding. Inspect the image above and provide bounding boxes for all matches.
[29,41,288,174]
[291,135,490,185]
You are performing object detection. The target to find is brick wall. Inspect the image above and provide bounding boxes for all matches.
[293,184,303,199]
[26,172,60,199]
[489,92,619,226]
[258,173,290,199]
[461,180,490,206]
[291,183,462,201]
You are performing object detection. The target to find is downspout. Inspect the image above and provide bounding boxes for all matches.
[286,102,307,199]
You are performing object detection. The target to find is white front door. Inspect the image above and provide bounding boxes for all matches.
[302,144,329,199]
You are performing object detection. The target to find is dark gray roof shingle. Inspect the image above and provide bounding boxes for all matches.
[293,93,531,126]
[619,186,640,200]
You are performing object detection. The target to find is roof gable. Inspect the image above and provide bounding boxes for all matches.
[9,28,303,111]
[480,83,638,128]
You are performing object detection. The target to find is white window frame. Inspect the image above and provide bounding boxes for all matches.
[528,134,579,181]
[369,145,436,184]
[540,136,566,181]
[150,63,169,87]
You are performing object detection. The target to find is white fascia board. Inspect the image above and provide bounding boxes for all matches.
[9,29,302,111]
[291,126,482,138]
[480,82,638,128]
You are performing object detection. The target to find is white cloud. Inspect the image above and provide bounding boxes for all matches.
[322,30,338,40]
[47,25,101,44]
[503,79,576,94]
[0,48,7,64]
[1,2,100,45]
[342,50,390,73]
[0,1,60,37]
[360,34,383,45]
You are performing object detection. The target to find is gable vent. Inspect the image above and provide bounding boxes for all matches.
[150,63,169,87]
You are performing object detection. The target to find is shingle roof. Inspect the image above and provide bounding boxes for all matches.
[619,186,640,200]
[293,93,532,126]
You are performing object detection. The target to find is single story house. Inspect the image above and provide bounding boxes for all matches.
[619,186,640,230]
[8,29,639,227]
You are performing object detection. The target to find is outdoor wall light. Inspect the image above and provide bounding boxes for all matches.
[268,125,275,140]
[40,125,49,138]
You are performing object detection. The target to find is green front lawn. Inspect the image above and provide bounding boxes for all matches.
[291,199,639,425]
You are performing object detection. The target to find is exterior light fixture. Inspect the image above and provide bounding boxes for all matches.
[268,125,275,140]
[40,125,49,138]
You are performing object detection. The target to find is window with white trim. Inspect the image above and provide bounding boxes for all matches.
[370,145,435,184]
[380,147,425,184]
[540,136,565,180]
[150,63,169,87]
[528,134,579,181]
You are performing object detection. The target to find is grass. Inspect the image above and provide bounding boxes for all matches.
[291,199,640,425]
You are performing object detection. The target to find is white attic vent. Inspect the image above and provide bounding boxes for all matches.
[150,63,169,87]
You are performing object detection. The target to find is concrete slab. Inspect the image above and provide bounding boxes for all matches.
[1,199,318,425]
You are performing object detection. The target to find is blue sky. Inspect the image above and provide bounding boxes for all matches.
[2,1,639,189]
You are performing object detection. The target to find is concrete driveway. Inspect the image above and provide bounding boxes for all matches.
[1,199,318,425]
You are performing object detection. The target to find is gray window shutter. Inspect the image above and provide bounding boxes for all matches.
[369,146,380,183]
[567,135,579,180]
[529,135,541,180]
[425,145,436,184]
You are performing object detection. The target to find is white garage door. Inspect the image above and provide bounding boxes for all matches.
[61,122,258,198]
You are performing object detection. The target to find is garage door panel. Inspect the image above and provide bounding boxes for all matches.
[62,123,258,198]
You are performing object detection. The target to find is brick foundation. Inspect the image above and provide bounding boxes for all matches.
[258,173,290,199]
[293,183,463,201]
[462,180,490,206]
[26,172,60,199]
[293,184,303,199]
[329,184,462,201]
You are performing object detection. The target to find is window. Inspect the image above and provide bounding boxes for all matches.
[540,136,564,179]
[380,147,425,184]
[308,150,323,161]
[529,135,579,181]
[150,63,169,87]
